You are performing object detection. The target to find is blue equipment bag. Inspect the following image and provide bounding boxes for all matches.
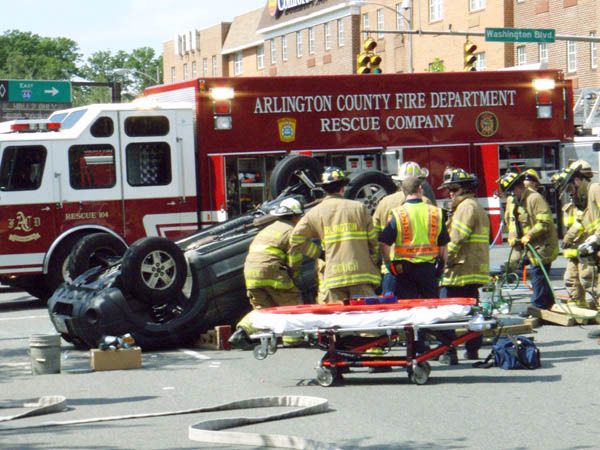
[475,335,541,370]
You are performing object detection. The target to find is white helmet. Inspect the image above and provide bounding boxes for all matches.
[393,161,429,181]
[569,159,594,179]
[270,198,303,216]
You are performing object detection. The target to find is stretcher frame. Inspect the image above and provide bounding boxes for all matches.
[251,317,496,386]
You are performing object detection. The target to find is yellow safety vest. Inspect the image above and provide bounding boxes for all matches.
[391,202,442,264]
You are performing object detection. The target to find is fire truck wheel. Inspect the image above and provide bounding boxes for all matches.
[269,154,323,200]
[68,233,127,280]
[121,237,187,304]
[344,170,397,215]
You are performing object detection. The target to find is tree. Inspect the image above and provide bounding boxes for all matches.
[0,30,81,79]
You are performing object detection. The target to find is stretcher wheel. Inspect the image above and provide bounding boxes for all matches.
[268,338,278,355]
[253,345,268,360]
[315,367,340,387]
[407,361,431,385]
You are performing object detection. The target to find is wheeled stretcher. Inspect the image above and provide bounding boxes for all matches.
[249,298,496,386]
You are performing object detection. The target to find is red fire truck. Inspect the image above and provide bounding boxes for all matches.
[0,70,573,299]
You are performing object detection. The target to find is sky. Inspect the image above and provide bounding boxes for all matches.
[0,0,267,59]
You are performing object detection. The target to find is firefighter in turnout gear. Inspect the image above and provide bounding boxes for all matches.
[560,160,600,309]
[552,167,588,306]
[500,171,559,309]
[229,198,307,349]
[438,167,489,360]
[372,161,432,294]
[289,166,380,304]
[379,176,450,299]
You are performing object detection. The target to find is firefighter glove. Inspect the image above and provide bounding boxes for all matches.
[507,237,516,247]
[520,235,531,246]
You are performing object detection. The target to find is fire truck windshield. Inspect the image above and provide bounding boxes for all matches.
[49,109,87,130]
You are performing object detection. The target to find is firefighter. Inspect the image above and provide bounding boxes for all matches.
[438,167,490,360]
[229,198,306,349]
[499,171,559,310]
[523,168,541,190]
[551,167,588,307]
[559,160,600,309]
[378,176,449,299]
[289,166,380,304]
[372,161,432,294]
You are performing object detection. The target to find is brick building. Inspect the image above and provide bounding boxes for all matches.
[162,0,599,92]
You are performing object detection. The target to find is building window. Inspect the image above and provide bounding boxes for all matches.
[324,23,331,50]
[362,13,370,39]
[183,63,188,80]
[337,19,345,47]
[308,27,315,54]
[567,41,577,72]
[270,39,277,64]
[396,3,405,31]
[591,32,598,69]
[475,52,486,71]
[429,0,443,22]
[202,58,208,77]
[257,44,265,70]
[377,9,384,39]
[539,43,548,64]
[297,31,303,57]
[469,0,485,12]
[170,66,176,83]
[191,61,197,78]
[282,35,288,62]
[234,51,243,76]
[212,56,217,76]
[516,45,526,65]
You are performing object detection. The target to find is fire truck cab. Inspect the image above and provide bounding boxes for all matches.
[0,102,199,298]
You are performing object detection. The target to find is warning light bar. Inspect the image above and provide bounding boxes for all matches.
[9,121,62,133]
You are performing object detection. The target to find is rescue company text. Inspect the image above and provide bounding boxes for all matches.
[253,90,517,132]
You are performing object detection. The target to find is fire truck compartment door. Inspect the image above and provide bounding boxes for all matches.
[118,109,196,240]
[0,142,57,275]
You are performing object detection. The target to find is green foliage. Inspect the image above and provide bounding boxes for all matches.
[426,57,445,73]
[0,29,163,106]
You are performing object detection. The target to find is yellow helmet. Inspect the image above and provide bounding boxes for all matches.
[523,168,540,183]
[393,161,429,181]
[497,171,524,193]
[569,159,594,179]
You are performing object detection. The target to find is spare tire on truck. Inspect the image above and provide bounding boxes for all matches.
[344,170,398,214]
[269,154,323,200]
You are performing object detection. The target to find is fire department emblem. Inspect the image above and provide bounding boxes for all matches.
[475,111,499,137]
[278,118,297,143]
[8,211,41,242]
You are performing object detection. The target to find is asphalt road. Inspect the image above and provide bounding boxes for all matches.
[1,246,599,450]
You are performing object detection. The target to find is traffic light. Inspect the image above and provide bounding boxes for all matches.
[464,40,477,71]
[356,38,383,74]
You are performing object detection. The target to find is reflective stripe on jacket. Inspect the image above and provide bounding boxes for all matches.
[289,194,380,290]
[244,219,297,290]
[390,201,442,263]
[441,194,490,287]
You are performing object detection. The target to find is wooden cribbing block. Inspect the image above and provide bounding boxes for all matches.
[550,304,599,325]
[193,329,218,350]
[527,306,575,326]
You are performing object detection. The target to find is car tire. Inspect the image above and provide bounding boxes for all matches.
[68,233,127,280]
[344,170,397,214]
[269,154,323,199]
[43,234,81,301]
[121,237,187,305]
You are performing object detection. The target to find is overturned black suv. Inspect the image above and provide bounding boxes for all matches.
[48,155,404,350]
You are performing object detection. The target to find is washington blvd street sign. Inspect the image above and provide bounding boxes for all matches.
[485,28,555,43]
[0,80,72,103]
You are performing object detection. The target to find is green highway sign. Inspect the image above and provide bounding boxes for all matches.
[485,28,555,43]
[6,80,72,103]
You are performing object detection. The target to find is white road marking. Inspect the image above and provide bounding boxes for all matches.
[0,315,47,321]
[180,349,211,360]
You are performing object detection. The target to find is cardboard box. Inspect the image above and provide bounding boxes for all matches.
[91,347,142,371]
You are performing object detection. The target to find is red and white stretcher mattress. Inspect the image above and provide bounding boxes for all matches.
[249,298,476,334]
